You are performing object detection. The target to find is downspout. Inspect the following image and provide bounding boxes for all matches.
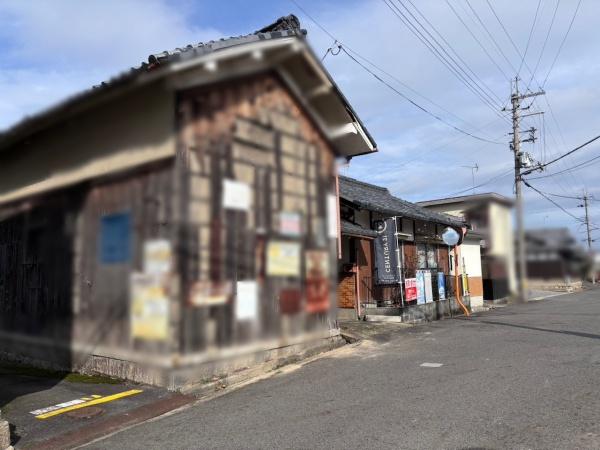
[454,240,470,317]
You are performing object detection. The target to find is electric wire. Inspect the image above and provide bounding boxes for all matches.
[382,0,507,119]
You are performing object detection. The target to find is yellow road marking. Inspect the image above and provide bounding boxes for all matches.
[35,389,143,419]
[81,397,92,401]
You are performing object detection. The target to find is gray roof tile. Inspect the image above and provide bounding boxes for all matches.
[339,176,466,228]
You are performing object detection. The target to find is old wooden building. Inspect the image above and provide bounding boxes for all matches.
[336,176,471,321]
[0,16,376,387]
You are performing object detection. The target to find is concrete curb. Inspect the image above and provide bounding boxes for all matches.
[0,410,12,450]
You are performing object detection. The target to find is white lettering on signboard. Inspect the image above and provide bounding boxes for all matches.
[223,179,251,211]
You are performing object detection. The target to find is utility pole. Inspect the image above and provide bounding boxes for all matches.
[580,190,596,284]
[508,77,545,302]
[462,163,479,194]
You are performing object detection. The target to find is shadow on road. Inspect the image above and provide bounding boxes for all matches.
[475,320,600,341]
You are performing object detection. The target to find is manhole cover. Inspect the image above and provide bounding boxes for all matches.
[66,406,104,419]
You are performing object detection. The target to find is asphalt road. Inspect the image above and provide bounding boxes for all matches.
[86,290,600,449]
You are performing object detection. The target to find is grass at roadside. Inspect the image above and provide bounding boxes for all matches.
[0,362,122,384]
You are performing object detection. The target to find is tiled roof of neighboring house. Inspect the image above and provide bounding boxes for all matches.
[525,227,578,251]
[341,219,378,238]
[339,176,466,228]
[416,192,513,207]
[0,15,376,157]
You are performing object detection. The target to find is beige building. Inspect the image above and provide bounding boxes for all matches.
[417,193,516,301]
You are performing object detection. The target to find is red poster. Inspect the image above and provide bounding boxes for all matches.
[405,278,417,302]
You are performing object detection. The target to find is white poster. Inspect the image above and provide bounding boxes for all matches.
[327,193,338,239]
[424,271,433,303]
[223,179,251,211]
[143,239,172,275]
[236,280,258,321]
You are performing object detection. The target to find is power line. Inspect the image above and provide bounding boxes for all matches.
[289,0,505,142]
[340,47,504,144]
[382,0,506,118]
[524,0,560,93]
[445,0,510,82]
[525,153,600,180]
[523,179,583,222]
[516,0,542,78]
[541,0,583,87]
[402,0,504,105]
[464,0,518,75]
[523,134,600,175]
[448,167,513,196]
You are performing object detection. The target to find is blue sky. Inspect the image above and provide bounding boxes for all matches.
[1,0,598,246]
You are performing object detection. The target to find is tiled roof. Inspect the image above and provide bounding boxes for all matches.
[137,15,306,78]
[339,176,465,228]
[341,219,377,238]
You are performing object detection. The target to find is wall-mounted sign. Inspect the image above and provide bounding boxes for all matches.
[223,179,251,211]
[438,272,446,300]
[305,250,330,313]
[424,271,433,303]
[405,278,417,301]
[266,241,301,277]
[235,280,258,321]
[279,211,302,237]
[100,212,131,264]
[144,239,172,275]
[373,218,401,285]
[416,270,426,305]
[130,273,168,341]
[189,281,232,307]
[279,288,302,315]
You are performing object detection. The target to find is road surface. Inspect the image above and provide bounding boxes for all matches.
[85,290,600,449]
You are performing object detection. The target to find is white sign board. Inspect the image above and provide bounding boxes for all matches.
[236,280,258,321]
[143,239,172,275]
[424,271,433,303]
[223,179,251,211]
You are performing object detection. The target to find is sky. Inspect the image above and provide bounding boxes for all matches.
[0,0,598,246]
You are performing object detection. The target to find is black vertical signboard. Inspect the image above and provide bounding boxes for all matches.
[373,218,401,285]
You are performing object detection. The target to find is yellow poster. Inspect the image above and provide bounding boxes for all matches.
[267,241,301,277]
[130,273,169,340]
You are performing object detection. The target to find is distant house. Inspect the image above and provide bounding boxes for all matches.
[417,193,515,302]
[337,176,472,322]
[0,16,376,387]
[525,228,591,290]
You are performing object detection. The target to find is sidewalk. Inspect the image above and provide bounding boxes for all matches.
[0,363,193,449]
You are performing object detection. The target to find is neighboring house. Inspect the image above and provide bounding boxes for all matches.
[417,193,516,302]
[337,176,472,321]
[525,228,591,290]
[0,16,376,387]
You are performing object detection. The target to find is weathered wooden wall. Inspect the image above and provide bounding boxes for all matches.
[176,72,338,354]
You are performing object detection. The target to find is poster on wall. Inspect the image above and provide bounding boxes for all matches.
[223,179,251,211]
[279,211,302,237]
[424,271,433,303]
[438,272,446,300]
[305,250,330,313]
[416,270,426,305]
[130,273,169,341]
[100,212,131,264]
[373,218,401,285]
[405,278,417,302]
[189,281,232,307]
[266,241,301,277]
[143,239,172,275]
[235,280,258,321]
